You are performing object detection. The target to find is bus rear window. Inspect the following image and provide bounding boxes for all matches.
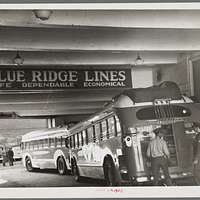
[136,105,191,120]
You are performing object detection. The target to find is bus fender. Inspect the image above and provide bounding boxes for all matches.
[54,149,70,169]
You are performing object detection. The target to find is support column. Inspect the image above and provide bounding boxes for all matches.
[187,56,194,96]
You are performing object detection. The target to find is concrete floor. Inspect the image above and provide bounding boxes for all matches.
[0,161,104,187]
[0,161,198,187]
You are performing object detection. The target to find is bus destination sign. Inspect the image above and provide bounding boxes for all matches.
[0,68,132,90]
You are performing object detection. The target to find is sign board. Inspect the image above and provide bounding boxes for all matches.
[0,68,132,90]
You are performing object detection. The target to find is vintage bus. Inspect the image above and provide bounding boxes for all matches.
[21,127,70,175]
[66,81,200,186]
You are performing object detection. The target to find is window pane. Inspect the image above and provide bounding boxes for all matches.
[115,116,121,134]
[87,127,94,143]
[101,120,107,140]
[82,130,87,145]
[38,140,42,149]
[108,117,115,137]
[77,133,80,147]
[68,136,71,148]
[74,134,77,148]
[73,135,75,148]
[50,138,54,147]
[95,123,101,141]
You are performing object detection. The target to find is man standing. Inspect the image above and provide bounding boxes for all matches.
[2,147,7,167]
[7,148,14,166]
[147,127,173,186]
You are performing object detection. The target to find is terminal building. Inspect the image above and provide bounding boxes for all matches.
[0,2,200,189]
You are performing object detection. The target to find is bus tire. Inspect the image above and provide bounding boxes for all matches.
[103,160,118,186]
[25,157,34,172]
[57,157,67,175]
[72,161,81,182]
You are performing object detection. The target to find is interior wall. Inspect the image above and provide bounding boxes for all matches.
[132,67,154,88]
[153,62,190,96]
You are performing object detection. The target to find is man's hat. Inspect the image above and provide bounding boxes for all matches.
[153,127,168,135]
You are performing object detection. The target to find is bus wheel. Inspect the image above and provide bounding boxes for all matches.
[104,160,117,186]
[25,157,34,172]
[72,162,81,182]
[57,157,67,175]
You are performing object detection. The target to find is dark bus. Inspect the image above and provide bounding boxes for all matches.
[66,81,200,186]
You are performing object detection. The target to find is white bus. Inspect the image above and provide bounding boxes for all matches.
[21,127,71,175]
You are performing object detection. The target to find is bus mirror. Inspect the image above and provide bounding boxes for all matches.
[65,138,69,148]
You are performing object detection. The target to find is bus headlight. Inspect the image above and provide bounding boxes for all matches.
[124,136,132,147]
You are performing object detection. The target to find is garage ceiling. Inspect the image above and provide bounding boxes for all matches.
[0,9,199,120]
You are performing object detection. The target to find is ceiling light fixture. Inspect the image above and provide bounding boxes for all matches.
[135,53,144,65]
[13,52,24,66]
[33,10,53,21]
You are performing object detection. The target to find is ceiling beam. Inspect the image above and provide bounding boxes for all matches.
[1,10,200,29]
[0,51,178,65]
[1,3,200,10]
[0,101,106,108]
[0,103,104,111]
[0,27,200,51]
[0,100,108,105]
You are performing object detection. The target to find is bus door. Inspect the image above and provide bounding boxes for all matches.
[172,103,200,170]
[172,122,193,169]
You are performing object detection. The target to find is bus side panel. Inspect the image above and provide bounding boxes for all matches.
[25,147,69,169]
[76,136,122,179]
[31,148,56,169]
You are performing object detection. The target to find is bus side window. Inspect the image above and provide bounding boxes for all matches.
[108,116,115,138]
[55,137,57,147]
[32,141,34,150]
[82,130,87,145]
[65,137,69,148]
[73,135,76,149]
[69,136,72,148]
[56,137,60,147]
[50,138,54,148]
[60,136,63,147]
[115,115,121,136]
[77,133,80,148]
[38,140,42,149]
[81,131,84,146]
[95,123,101,142]
[92,126,97,142]
[42,139,44,148]
[48,138,51,147]
[44,138,48,148]
[74,133,78,148]
[34,141,37,150]
[87,126,94,143]
[101,120,107,141]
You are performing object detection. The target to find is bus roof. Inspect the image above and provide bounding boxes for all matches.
[67,82,183,133]
[21,127,69,142]
[114,81,182,103]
